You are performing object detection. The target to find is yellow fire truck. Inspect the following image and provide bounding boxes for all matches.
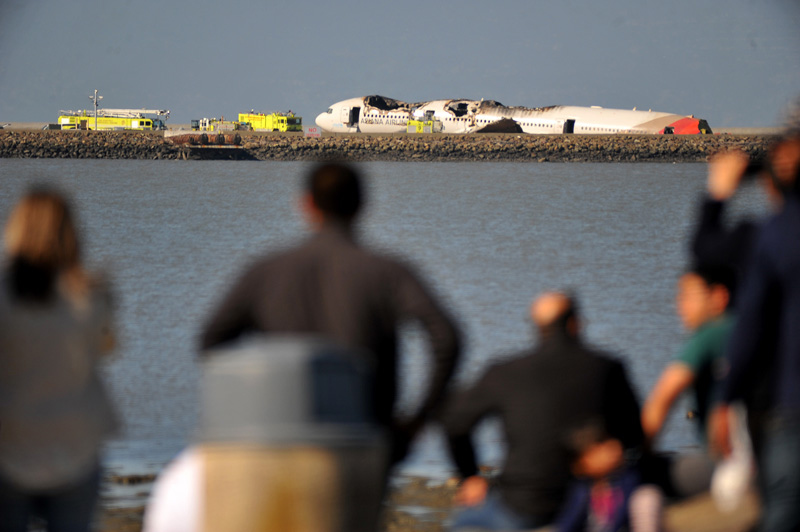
[238,112,302,132]
[406,110,443,133]
[58,109,169,130]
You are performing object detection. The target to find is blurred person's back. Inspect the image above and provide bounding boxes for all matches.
[0,187,118,532]
[146,163,462,532]
[201,162,461,461]
[444,292,644,530]
[711,133,800,532]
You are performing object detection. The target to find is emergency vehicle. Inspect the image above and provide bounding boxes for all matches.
[406,111,443,133]
[238,112,302,132]
[57,109,169,130]
[190,118,250,132]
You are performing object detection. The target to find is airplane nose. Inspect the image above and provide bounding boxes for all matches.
[315,112,330,131]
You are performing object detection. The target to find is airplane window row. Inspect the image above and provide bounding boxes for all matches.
[581,126,624,133]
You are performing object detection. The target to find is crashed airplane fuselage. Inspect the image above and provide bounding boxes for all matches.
[314,96,712,135]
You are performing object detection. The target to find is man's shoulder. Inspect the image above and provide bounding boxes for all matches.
[541,337,624,367]
[344,243,427,283]
[480,344,628,400]
[577,345,627,374]
[467,351,540,392]
[241,245,299,273]
[486,349,537,371]
[489,342,622,373]
[245,236,421,284]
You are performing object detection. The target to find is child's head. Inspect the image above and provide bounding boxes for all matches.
[572,439,624,480]
[676,265,733,331]
[568,422,624,479]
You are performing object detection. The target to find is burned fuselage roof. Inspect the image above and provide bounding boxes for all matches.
[444,99,479,117]
[477,101,560,117]
[363,95,418,112]
[440,99,559,118]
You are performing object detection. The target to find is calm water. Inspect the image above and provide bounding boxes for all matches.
[0,159,772,485]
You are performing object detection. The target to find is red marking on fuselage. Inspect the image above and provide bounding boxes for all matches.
[662,117,701,134]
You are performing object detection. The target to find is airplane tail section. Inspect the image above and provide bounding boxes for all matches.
[661,117,713,135]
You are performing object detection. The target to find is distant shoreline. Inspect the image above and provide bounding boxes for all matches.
[0,129,778,162]
[1,122,783,136]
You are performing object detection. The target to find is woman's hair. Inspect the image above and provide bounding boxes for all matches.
[4,187,86,302]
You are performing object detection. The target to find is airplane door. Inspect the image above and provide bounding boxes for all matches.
[349,107,361,128]
[341,107,350,125]
[564,119,575,134]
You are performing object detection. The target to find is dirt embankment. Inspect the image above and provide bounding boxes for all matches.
[0,130,776,162]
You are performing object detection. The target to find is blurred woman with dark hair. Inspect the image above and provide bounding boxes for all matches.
[0,187,118,532]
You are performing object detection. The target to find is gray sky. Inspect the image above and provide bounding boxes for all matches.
[1,0,798,128]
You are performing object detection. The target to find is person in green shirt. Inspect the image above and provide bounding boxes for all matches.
[641,266,734,497]
[643,267,734,442]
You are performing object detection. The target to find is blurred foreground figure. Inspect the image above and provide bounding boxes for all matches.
[0,188,118,532]
[643,267,734,443]
[147,338,386,532]
[689,145,785,458]
[152,163,462,531]
[444,293,648,530]
[201,161,461,463]
[640,267,735,500]
[710,133,800,532]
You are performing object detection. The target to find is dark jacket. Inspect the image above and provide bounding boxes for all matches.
[201,223,461,434]
[691,196,758,287]
[443,332,643,521]
[723,196,800,411]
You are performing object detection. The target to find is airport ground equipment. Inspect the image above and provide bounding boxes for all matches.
[238,111,303,132]
[407,110,443,133]
[191,118,250,132]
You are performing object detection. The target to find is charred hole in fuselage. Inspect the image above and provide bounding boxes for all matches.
[447,102,471,117]
[364,96,406,111]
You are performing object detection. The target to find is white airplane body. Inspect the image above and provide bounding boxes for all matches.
[315,95,711,135]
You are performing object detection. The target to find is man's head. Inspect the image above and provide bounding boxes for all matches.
[303,163,363,226]
[531,292,580,338]
[746,132,800,203]
[676,266,733,331]
[768,132,800,197]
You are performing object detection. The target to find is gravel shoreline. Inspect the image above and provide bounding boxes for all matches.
[0,131,776,162]
[94,473,759,532]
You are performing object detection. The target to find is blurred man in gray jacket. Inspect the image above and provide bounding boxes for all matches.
[201,162,461,463]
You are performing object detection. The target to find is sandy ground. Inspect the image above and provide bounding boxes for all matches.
[91,474,759,532]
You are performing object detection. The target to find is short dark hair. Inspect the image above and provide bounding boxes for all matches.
[553,293,579,334]
[689,263,736,293]
[306,163,363,222]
